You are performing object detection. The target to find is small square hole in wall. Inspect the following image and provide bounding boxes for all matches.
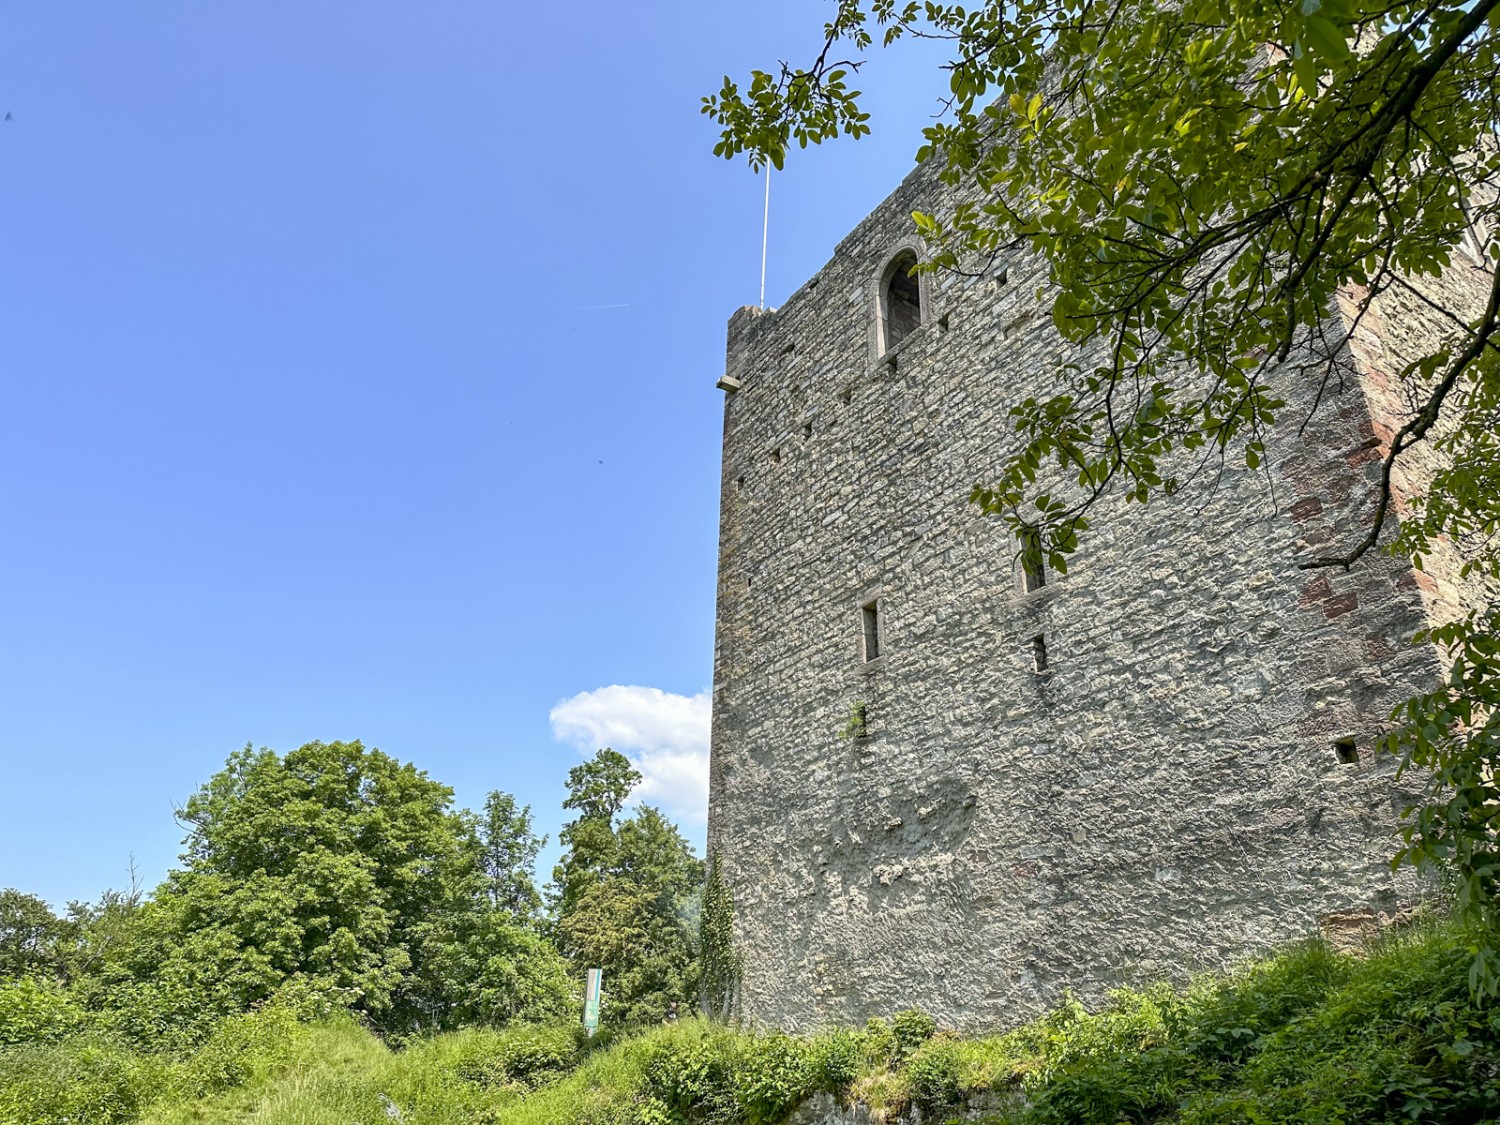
[1333,737,1358,765]
[993,267,1010,287]
[938,312,951,331]
[770,447,781,464]
[841,387,854,405]
[803,422,813,439]
[735,476,745,492]
[1032,635,1049,673]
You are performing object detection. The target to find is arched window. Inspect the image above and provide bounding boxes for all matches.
[880,250,922,353]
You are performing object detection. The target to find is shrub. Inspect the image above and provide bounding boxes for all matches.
[810,1028,865,1095]
[1178,939,1349,1067]
[173,1001,301,1098]
[0,1035,171,1125]
[862,1016,896,1069]
[891,1008,937,1062]
[0,976,84,1047]
[904,1037,964,1116]
[640,1032,737,1124]
[735,1031,815,1124]
[453,1023,581,1091]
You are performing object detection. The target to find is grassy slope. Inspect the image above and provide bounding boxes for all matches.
[8,917,1500,1125]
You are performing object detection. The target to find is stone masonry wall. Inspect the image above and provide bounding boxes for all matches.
[707,155,1455,1034]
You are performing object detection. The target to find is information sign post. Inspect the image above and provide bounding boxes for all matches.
[583,967,602,1037]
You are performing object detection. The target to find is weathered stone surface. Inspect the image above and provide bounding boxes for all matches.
[707,153,1483,1034]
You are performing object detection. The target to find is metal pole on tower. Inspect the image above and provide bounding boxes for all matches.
[760,167,771,309]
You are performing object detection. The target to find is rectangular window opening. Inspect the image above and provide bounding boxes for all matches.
[1022,555,1046,593]
[1032,635,1049,673]
[861,602,881,662]
[1333,737,1358,765]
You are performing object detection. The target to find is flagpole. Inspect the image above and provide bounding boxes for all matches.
[759,167,771,309]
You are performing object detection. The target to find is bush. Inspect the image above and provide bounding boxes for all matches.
[173,1001,301,1098]
[452,1023,581,1091]
[735,1031,814,1124]
[904,1037,964,1115]
[0,1035,171,1125]
[810,1027,864,1095]
[862,1016,896,1069]
[891,1008,937,1062]
[0,977,84,1047]
[639,1031,737,1124]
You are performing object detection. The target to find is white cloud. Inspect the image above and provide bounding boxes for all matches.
[549,685,711,824]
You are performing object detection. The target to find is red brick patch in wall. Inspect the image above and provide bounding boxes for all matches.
[1323,592,1359,619]
[1290,496,1324,520]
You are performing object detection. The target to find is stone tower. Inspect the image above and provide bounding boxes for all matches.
[706,156,1487,1033]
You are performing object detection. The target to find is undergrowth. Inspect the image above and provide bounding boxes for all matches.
[2,915,1496,1124]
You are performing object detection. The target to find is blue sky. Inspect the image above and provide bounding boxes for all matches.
[0,2,952,908]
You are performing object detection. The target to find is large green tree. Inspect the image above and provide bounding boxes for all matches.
[405,790,570,1029]
[102,741,569,1037]
[708,0,1500,990]
[0,890,73,982]
[474,790,547,922]
[551,750,704,1025]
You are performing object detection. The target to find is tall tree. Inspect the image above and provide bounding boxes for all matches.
[708,0,1500,994]
[120,741,486,1035]
[551,750,703,1025]
[404,789,570,1029]
[475,790,547,922]
[0,890,73,982]
[550,748,640,919]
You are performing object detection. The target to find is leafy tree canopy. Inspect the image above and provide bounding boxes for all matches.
[707,0,1500,990]
[100,740,571,1037]
[552,750,703,1025]
[0,891,73,982]
[473,790,547,922]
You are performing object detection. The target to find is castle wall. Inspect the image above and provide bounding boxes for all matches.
[707,159,1441,1033]
[1340,261,1500,631]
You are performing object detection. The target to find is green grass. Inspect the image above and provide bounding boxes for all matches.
[4,915,1498,1125]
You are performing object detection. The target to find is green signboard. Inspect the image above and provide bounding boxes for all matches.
[583,967,602,1036]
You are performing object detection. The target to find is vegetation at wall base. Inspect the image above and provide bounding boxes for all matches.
[1,912,1495,1124]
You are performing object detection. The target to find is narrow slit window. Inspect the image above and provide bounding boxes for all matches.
[861,601,881,662]
[1333,737,1358,765]
[881,251,922,352]
[1022,554,1046,593]
[1032,635,1049,673]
